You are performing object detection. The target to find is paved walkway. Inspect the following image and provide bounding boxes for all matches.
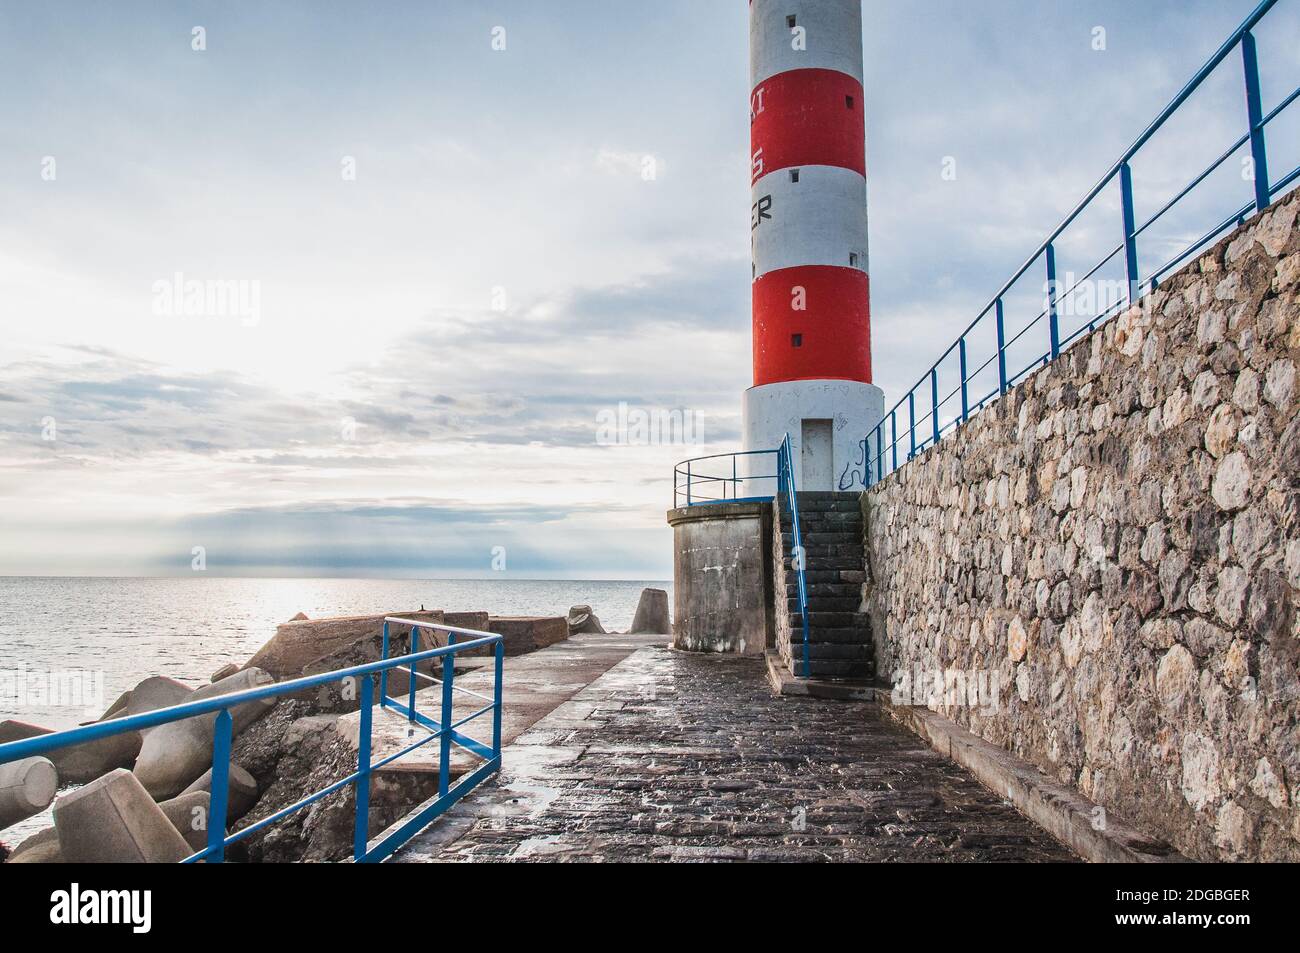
[393,647,1075,862]
[338,632,666,778]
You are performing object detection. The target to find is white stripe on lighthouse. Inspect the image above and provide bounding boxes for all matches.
[750,0,864,87]
[751,164,868,280]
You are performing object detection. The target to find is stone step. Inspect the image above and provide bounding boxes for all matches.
[785,624,868,647]
[782,532,862,547]
[792,529,863,542]
[790,611,870,629]
[787,625,870,643]
[795,525,857,538]
[784,519,861,530]
[788,570,866,585]
[789,582,861,599]
[792,491,861,501]
[781,542,863,559]
[777,518,859,532]
[785,642,873,660]
[783,555,861,570]
[780,498,860,514]
[788,659,874,678]
[784,596,859,613]
[790,509,863,525]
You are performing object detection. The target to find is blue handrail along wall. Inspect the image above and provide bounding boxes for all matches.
[851,0,1300,490]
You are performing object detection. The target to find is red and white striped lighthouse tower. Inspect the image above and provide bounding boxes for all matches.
[745,0,883,490]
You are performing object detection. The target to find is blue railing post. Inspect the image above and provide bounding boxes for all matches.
[1242,30,1271,213]
[907,392,916,459]
[438,633,455,797]
[380,620,390,704]
[890,409,898,471]
[930,367,940,445]
[1046,242,1060,359]
[995,298,1008,395]
[685,460,692,506]
[958,337,969,422]
[353,674,373,861]
[407,624,419,722]
[1120,161,1141,307]
[492,639,504,757]
[875,426,884,484]
[731,454,737,501]
[207,708,232,863]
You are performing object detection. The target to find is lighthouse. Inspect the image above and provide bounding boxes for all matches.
[745,0,884,490]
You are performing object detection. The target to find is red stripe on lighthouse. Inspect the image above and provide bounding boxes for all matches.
[753,266,872,386]
[751,69,866,183]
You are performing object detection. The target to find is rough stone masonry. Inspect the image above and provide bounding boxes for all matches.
[864,189,1300,862]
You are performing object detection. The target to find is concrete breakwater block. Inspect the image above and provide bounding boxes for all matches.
[490,616,569,655]
[438,611,493,655]
[210,663,239,682]
[243,609,445,680]
[182,763,259,822]
[630,588,671,634]
[0,756,59,831]
[566,605,606,635]
[133,668,275,799]
[54,768,190,863]
[96,675,194,755]
[0,718,140,785]
[158,790,211,852]
[96,675,192,724]
[5,826,62,863]
[121,676,192,721]
[443,610,489,633]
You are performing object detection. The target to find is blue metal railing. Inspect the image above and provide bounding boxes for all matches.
[0,619,504,863]
[776,434,812,678]
[854,0,1299,489]
[673,448,779,507]
[672,437,811,677]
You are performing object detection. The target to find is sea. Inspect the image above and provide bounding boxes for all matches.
[0,576,671,730]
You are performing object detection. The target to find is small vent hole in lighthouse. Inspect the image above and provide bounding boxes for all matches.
[790,169,799,183]
[791,334,803,348]
[787,15,796,29]
[849,252,859,268]
[846,95,855,110]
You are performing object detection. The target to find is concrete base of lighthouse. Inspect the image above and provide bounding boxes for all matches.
[666,501,775,656]
[743,379,885,491]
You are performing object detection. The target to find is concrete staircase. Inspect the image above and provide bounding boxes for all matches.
[775,492,873,679]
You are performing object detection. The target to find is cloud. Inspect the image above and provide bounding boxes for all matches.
[0,0,1280,576]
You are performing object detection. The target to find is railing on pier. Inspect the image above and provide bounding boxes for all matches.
[856,0,1300,489]
[0,620,505,864]
[672,448,779,508]
[673,437,811,676]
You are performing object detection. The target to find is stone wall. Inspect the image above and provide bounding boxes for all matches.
[864,191,1300,861]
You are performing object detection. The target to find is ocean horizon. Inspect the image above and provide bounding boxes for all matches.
[0,575,672,731]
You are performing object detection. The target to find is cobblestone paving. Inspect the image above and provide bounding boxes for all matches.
[394,648,1077,862]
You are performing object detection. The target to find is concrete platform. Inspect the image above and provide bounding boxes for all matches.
[336,633,668,781]
[390,648,1078,862]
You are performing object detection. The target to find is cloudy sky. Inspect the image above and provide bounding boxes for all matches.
[1,0,1297,577]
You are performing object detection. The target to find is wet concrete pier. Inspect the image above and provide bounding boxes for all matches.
[392,645,1075,862]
